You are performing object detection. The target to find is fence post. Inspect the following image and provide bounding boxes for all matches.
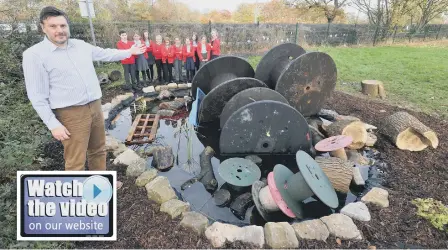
[148,20,151,35]
[209,20,212,34]
[294,22,299,44]
[436,24,442,40]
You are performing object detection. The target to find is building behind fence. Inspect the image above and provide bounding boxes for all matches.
[2,21,448,55]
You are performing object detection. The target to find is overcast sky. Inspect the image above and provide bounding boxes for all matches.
[180,0,360,15]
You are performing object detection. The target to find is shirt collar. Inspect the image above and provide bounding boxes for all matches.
[44,36,75,51]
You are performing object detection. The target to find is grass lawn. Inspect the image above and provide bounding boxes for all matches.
[249,44,448,118]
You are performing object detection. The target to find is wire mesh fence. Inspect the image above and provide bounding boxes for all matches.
[1,20,447,56]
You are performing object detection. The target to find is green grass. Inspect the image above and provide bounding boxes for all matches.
[249,45,448,118]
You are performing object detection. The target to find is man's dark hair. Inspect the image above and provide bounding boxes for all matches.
[40,6,69,24]
[119,30,126,35]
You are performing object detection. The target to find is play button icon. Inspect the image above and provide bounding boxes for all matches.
[93,185,102,199]
[83,175,113,204]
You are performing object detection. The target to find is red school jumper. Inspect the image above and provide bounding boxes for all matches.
[211,38,221,56]
[197,43,211,61]
[152,42,163,60]
[161,45,175,64]
[116,40,135,64]
[174,44,183,61]
[182,43,196,62]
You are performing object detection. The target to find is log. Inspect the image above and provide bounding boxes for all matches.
[109,70,122,82]
[361,80,382,97]
[326,120,368,150]
[180,147,218,193]
[158,98,186,111]
[151,146,174,170]
[380,111,439,151]
[316,157,353,193]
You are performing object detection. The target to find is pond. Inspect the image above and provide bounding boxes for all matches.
[107,96,383,226]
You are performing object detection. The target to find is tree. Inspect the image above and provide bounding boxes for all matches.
[287,0,349,38]
[413,0,448,33]
[233,3,256,23]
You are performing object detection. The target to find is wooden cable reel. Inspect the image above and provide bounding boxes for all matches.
[219,100,311,155]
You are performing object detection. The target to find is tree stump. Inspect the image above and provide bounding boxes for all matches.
[109,70,122,82]
[326,120,368,150]
[380,111,438,151]
[361,80,386,99]
[315,157,353,193]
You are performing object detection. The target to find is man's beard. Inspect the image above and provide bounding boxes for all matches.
[53,32,70,44]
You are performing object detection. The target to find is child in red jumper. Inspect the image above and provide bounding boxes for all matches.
[153,35,164,83]
[197,35,211,68]
[161,37,175,84]
[183,38,196,83]
[116,30,136,90]
[173,37,184,83]
[132,31,149,85]
[210,29,221,60]
[143,30,155,83]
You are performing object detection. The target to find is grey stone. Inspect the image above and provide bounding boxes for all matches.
[320,214,362,240]
[151,146,174,170]
[292,219,329,241]
[180,212,209,235]
[113,144,129,157]
[136,169,158,187]
[361,187,389,208]
[143,86,155,93]
[264,222,299,249]
[126,158,147,177]
[145,176,177,204]
[205,222,265,248]
[113,149,141,166]
[341,202,371,222]
[160,199,190,219]
[245,155,262,166]
[352,167,365,186]
[105,135,121,152]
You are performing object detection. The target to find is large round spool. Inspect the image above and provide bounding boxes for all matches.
[219,100,311,155]
[255,43,306,89]
[198,78,267,123]
[191,56,255,97]
[275,51,337,116]
[220,87,290,129]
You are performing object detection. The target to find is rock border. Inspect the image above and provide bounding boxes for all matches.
[105,89,390,249]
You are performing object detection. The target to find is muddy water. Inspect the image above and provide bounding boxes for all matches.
[107,104,384,226]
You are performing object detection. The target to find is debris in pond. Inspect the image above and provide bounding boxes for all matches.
[125,113,160,145]
[159,98,187,111]
[214,189,232,207]
[157,90,174,100]
[230,192,254,220]
[151,146,174,171]
[181,146,217,193]
[157,109,176,117]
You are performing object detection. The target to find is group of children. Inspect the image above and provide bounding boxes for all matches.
[116,29,221,90]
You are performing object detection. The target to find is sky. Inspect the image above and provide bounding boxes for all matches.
[181,0,271,13]
[180,0,360,16]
